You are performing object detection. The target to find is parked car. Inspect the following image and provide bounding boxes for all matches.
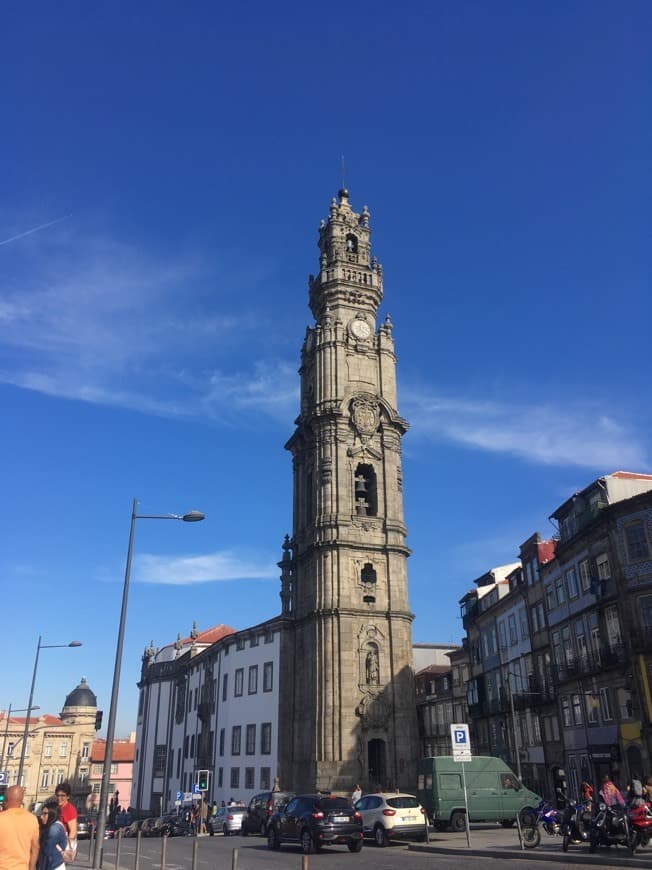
[160,813,186,837]
[139,817,157,836]
[149,817,168,836]
[76,816,91,840]
[354,792,427,846]
[267,794,363,854]
[241,791,294,836]
[208,806,246,836]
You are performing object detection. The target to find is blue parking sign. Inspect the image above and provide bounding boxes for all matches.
[450,723,472,760]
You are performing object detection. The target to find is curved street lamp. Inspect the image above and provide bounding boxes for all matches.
[93,499,205,864]
[18,640,82,784]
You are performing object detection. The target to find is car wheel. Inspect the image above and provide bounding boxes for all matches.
[374,825,388,847]
[301,829,314,854]
[348,839,363,852]
[450,811,466,833]
[500,819,515,828]
[267,828,280,850]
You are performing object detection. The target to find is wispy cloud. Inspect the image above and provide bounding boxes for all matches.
[403,389,648,470]
[135,551,278,585]
[0,225,299,424]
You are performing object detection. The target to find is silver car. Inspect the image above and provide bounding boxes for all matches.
[208,806,246,836]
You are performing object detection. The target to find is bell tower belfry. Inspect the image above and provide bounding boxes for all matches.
[278,189,418,793]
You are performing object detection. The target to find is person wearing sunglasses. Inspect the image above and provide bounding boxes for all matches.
[37,801,67,870]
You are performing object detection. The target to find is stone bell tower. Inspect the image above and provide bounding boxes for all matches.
[278,189,418,793]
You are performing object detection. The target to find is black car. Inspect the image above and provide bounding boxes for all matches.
[267,794,363,854]
[241,791,294,836]
[160,813,186,837]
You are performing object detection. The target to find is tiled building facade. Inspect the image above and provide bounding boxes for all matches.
[460,472,652,799]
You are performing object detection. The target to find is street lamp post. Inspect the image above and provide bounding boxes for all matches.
[0,705,40,776]
[92,499,204,866]
[18,639,81,785]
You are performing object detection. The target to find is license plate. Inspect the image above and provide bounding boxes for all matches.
[332,815,348,822]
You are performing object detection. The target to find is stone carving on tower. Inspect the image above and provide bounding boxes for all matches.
[278,189,418,793]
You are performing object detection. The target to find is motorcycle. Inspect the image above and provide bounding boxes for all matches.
[627,802,652,853]
[588,802,630,853]
[560,799,591,852]
[521,800,564,849]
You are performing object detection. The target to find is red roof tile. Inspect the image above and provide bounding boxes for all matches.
[161,623,236,650]
[91,739,135,763]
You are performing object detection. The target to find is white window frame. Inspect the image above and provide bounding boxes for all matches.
[599,687,613,721]
[566,567,579,599]
[579,559,591,592]
[596,554,611,580]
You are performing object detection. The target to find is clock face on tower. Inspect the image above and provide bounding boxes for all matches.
[350,318,371,340]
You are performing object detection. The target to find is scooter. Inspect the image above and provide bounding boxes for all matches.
[588,802,630,853]
[627,802,652,853]
[560,799,591,852]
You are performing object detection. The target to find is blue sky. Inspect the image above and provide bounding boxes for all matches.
[2,1,650,737]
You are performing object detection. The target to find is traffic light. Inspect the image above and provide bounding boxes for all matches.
[197,770,209,791]
[94,710,103,731]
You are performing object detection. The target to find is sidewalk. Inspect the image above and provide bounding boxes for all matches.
[409,826,649,864]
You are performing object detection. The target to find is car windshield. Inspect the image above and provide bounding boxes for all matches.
[316,797,351,811]
[386,796,419,809]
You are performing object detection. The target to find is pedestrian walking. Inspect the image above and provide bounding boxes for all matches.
[37,800,67,870]
[0,785,40,870]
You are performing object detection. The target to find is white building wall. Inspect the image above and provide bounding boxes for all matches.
[134,625,281,814]
[215,631,280,804]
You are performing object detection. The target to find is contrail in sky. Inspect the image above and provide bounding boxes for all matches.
[0,214,71,247]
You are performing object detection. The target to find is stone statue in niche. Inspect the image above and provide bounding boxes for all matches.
[365,645,380,685]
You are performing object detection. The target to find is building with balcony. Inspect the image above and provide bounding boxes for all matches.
[460,471,652,800]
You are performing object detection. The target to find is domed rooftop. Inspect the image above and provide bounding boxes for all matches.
[63,676,97,708]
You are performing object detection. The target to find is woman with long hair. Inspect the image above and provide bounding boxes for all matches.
[37,800,67,870]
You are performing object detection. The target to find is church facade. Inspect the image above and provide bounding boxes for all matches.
[133,190,419,810]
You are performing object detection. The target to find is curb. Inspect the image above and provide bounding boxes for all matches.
[409,843,650,864]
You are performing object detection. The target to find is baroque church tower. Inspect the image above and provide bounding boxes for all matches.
[278,189,418,792]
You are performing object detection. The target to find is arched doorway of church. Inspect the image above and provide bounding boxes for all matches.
[368,738,386,789]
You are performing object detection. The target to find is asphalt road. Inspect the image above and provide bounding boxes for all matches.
[81,829,649,870]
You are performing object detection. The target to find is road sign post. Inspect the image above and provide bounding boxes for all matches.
[450,723,472,848]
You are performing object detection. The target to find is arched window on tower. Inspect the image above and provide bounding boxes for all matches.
[354,464,377,516]
[345,233,358,254]
[361,562,377,605]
